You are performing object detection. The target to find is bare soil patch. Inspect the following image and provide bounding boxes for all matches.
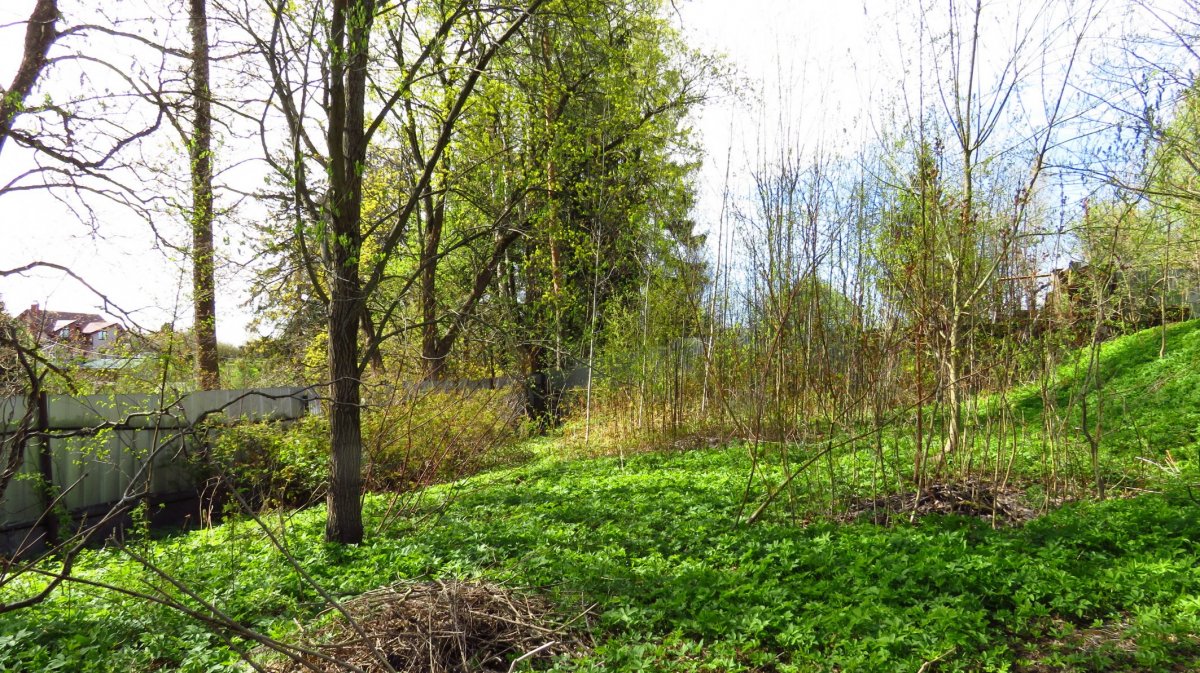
[1015,615,1200,672]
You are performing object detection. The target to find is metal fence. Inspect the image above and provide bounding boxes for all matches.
[0,387,313,554]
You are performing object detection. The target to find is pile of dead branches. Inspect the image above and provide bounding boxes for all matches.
[840,481,1040,526]
[266,581,591,673]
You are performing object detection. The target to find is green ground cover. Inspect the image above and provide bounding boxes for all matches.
[2,322,1199,672]
[3,445,1199,672]
[1008,320,1200,462]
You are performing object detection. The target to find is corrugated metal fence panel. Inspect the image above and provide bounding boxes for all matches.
[40,388,310,431]
[0,441,42,529]
[182,387,308,424]
[45,394,181,430]
[48,432,198,514]
[0,391,40,528]
[149,435,193,495]
[54,433,119,512]
[0,396,30,432]
[0,387,309,533]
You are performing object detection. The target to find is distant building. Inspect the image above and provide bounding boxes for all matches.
[1045,262,1200,328]
[15,303,127,359]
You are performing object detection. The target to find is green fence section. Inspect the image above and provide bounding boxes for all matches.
[0,387,312,534]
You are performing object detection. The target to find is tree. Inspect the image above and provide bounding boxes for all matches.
[491,0,709,419]
[341,0,711,392]
[0,0,58,158]
[235,0,547,543]
[188,0,219,390]
[2,2,229,391]
[894,0,1094,471]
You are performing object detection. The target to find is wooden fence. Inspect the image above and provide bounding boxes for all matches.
[0,387,313,555]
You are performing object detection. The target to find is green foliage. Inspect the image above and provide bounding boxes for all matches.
[3,442,1200,672]
[4,319,1199,672]
[352,0,712,385]
[1008,320,1200,464]
[203,415,330,509]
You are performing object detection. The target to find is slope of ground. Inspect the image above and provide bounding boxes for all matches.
[3,444,1199,672]
[1009,319,1200,463]
[2,322,1199,672]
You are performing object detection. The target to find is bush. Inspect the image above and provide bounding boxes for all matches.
[202,414,329,510]
[195,385,530,513]
[362,386,527,491]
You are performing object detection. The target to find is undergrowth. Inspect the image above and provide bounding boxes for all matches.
[2,444,1199,672]
[1008,320,1200,462]
[3,323,1199,672]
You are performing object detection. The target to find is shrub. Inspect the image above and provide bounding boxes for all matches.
[362,385,527,491]
[201,414,329,510]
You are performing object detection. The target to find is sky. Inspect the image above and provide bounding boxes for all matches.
[0,0,1161,344]
[0,0,886,344]
[677,0,883,221]
[0,2,196,334]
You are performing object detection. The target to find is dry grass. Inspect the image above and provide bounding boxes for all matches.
[363,386,528,492]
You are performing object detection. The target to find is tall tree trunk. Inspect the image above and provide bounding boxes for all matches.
[583,228,601,445]
[944,312,963,468]
[189,0,219,390]
[324,0,375,544]
[420,197,446,379]
[520,236,551,423]
[0,0,58,156]
[523,342,549,423]
[328,273,364,543]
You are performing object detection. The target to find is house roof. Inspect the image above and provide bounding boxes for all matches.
[29,310,103,324]
[16,305,123,338]
[81,321,119,334]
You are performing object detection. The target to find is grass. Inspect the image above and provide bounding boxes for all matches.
[2,322,1200,672]
[1007,320,1200,461]
[3,445,1200,672]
